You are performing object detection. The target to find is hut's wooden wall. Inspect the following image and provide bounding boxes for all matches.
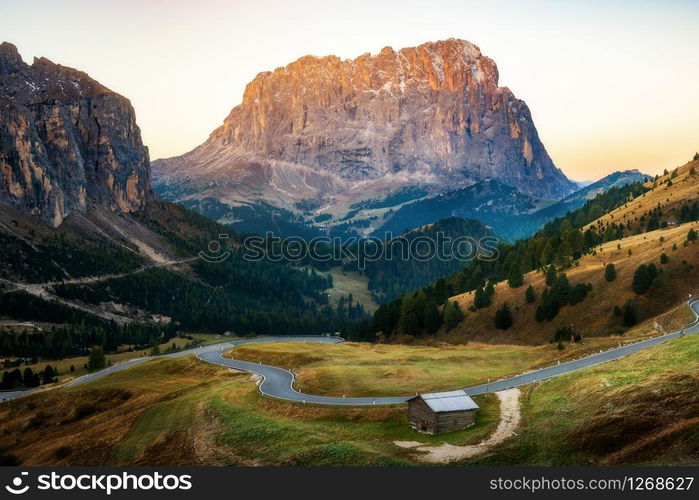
[408,397,477,435]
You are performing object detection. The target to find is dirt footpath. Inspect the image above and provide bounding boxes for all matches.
[394,388,521,463]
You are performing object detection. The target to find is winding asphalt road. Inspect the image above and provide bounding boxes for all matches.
[2,299,698,406]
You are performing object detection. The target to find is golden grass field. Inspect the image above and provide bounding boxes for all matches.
[446,219,698,344]
[3,305,697,466]
[226,316,695,398]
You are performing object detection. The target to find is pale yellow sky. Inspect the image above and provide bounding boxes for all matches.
[2,0,698,181]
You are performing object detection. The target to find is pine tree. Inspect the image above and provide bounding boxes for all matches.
[525,285,536,303]
[604,263,617,282]
[87,347,106,372]
[423,297,442,334]
[444,301,464,331]
[433,278,448,304]
[569,283,592,305]
[42,366,56,384]
[622,302,637,326]
[552,273,571,307]
[632,264,651,295]
[473,286,491,309]
[647,263,658,283]
[688,228,697,242]
[507,262,524,288]
[660,253,669,265]
[554,240,573,267]
[398,295,421,335]
[545,265,557,286]
[535,289,553,322]
[1,371,13,390]
[22,367,40,388]
[494,302,514,330]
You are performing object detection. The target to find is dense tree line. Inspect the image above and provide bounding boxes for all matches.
[353,217,495,301]
[1,365,58,390]
[0,294,176,359]
[53,264,363,336]
[371,286,464,340]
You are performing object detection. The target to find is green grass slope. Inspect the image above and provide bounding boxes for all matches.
[471,332,699,465]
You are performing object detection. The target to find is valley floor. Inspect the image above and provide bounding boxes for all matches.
[1,308,698,466]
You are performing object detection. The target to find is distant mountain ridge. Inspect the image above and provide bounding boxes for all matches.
[529,169,650,231]
[152,38,577,237]
[373,170,649,241]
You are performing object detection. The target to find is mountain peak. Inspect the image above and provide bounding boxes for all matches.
[0,41,20,56]
[153,38,576,236]
[0,41,24,74]
[0,47,150,226]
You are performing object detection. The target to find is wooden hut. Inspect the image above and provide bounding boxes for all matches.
[408,390,479,435]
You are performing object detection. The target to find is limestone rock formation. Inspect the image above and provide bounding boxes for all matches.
[153,39,576,234]
[0,42,151,227]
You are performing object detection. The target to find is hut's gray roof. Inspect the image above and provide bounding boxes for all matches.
[417,390,479,412]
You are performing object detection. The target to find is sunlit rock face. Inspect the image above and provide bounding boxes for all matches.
[153,39,575,219]
[0,42,150,227]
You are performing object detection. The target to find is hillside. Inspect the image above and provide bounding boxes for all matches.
[359,217,496,302]
[0,197,371,403]
[448,221,698,344]
[471,331,699,465]
[370,157,698,344]
[584,159,698,235]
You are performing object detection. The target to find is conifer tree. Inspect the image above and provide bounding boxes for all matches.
[525,285,536,303]
[444,301,464,331]
[604,263,617,282]
[632,264,651,295]
[494,302,513,330]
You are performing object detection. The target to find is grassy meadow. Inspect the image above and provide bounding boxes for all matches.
[0,355,499,466]
[468,332,699,465]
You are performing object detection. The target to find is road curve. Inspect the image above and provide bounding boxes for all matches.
[2,300,698,406]
[462,298,699,395]
[196,298,699,404]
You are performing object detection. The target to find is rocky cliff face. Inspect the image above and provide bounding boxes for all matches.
[153,39,576,231]
[0,42,150,227]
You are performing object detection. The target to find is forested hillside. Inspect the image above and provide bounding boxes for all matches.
[0,200,368,382]
[370,159,699,342]
[350,217,495,301]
